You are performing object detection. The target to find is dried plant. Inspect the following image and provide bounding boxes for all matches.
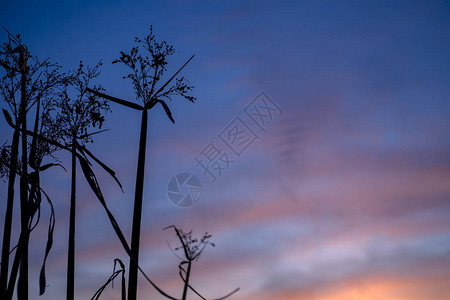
[0,30,65,300]
[165,226,239,300]
[1,27,239,300]
[87,26,196,300]
[53,60,110,300]
[91,259,126,300]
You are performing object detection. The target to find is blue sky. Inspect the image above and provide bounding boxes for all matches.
[1,1,450,299]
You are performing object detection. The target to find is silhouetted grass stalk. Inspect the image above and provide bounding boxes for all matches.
[181,260,191,300]
[164,225,240,300]
[88,28,197,299]
[17,48,29,300]
[91,258,126,300]
[128,108,147,300]
[2,109,152,299]
[66,135,76,300]
[0,121,19,297]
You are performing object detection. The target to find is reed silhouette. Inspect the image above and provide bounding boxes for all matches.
[0,30,65,300]
[164,226,240,300]
[0,34,122,300]
[91,227,239,300]
[1,27,240,300]
[53,60,110,300]
[91,258,126,300]
[87,26,195,300]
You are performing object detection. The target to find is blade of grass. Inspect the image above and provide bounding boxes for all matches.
[157,100,175,123]
[38,163,66,172]
[3,108,179,300]
[75,142,123,192]
[86,88,144,111]
[38,187,55,295]
[150,55,194,102]
[77,154,178,300]
[90,259,125,300]
[77,129,109,140]
[3,109,69,152]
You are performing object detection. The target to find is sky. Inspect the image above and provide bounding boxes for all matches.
[1,0,450,299]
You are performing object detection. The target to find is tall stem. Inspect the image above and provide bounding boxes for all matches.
[66,136,76,300]
[181,261,192,300]
[127,109,148,300]
[17,52,29,300]
[0,128,19,298]
[5,230,22,299]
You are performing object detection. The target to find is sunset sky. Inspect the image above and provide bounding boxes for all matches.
[1,1,450,299]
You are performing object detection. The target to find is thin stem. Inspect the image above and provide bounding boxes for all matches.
[127,109,148,300]
[66,136,76,300]
[181,261,191,300]
[151,55,194,102]
[17,52,29,300]
[6,231,22,299]
[0,127,19,298]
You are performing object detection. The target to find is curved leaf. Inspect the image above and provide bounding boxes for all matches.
[38,163,66,172]
[76,143,123,192]
[38,187,55,295]
[158,100,175,123]
[77,156,178,300]
[86,88,144,111]
[91,258,126,300]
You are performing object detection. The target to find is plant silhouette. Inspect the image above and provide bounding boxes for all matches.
[87,26,195,300]
[91,227,239,300]
[164,226,240,300]
[91,258,126,300]
[53,60,110,300]
[0,30,65,300]
[1,27,240,300]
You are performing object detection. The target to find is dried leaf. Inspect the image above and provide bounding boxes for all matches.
[158,100,175,123]
[38,188,55,295]
[86,88,144,111]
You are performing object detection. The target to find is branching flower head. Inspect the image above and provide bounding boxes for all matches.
[165,225,215,262]
[55,61,109,145]
[0,30,64,121]
[112,26,195,122]
[1,29,66,169]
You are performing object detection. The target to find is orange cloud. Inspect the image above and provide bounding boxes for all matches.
[262,273,450,300]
